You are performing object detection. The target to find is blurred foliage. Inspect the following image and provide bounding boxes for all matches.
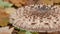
[14,27,26,32]
[4,0,27,7]
[18,30,39,34]
[14,27,39,34]
[43,0,53,5]
[37,0,53,5]
[4,0,60,8]
[52,0,60,3]
[0,0,13,8]
[18,31,25,34]
[0,18,9,26]
[25,31,32,34]
[35,0,60,5]
[4,0,37,7]
[32,32,39,34]
[5,8,16,14]
[0,8,9,26]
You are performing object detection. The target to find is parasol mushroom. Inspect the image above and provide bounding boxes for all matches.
[9,4,60,32]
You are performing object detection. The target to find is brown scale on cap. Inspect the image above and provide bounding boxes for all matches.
[10,4,60,32]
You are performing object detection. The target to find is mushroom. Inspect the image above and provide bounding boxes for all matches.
[9,4,60,32]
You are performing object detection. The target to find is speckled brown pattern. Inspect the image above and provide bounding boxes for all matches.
[9,4,60,32]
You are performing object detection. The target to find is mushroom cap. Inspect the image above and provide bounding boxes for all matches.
[10,5,60,32]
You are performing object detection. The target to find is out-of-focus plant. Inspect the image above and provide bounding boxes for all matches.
[25,31,32,34]
[32,32,39,34]
[0,0,13,8]
[0,18,9,26]
[14,27,32,34]
[0,8,9,26]
[18,31,25,34]
[16,27,38,34]
[0,0,13,26]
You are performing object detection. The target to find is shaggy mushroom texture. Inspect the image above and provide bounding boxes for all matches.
[10,5,60,32]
